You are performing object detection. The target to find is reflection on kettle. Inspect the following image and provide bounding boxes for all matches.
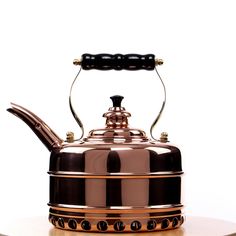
[8,54,184,233]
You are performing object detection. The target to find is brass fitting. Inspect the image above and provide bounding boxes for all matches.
[160,132,168,143]
[66,131,75,143]
[155,58,164,66]
[73,58,82,66]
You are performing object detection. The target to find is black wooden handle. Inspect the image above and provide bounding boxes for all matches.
[81,54,155,70]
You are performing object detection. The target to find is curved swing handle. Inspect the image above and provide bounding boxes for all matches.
[71,53,165,141]
[73,53,163,71]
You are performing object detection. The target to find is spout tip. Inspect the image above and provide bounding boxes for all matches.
[6,108,13,116]
[7,102,17,114]
[7,102,19,110]
[7,103,25,116]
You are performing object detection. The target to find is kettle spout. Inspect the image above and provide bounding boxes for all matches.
[7,103,63,151]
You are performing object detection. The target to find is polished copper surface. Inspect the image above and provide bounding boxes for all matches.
[8,97,184,232]
[48,97,183,232]
[7,56,184,233]
[103,106,131,129]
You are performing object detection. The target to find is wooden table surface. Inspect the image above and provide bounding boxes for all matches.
[1,216,236,236]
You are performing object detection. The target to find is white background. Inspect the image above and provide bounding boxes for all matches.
[0,0,236,228]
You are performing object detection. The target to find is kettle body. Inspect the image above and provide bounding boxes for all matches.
[48,138,183,232]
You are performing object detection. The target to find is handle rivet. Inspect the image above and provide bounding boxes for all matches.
[66,131,75,143]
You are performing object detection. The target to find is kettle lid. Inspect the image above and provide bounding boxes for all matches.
[84,95,148,143]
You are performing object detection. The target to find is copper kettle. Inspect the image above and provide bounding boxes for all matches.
[7,54,184,232]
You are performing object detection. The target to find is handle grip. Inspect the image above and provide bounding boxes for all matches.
[80,53,156,70]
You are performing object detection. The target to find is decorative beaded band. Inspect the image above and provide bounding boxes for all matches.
[49,210,184,232]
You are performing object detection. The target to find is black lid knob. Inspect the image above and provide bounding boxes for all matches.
[110,95,124,107]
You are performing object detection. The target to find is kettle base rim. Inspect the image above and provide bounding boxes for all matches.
[48,205,184,232]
